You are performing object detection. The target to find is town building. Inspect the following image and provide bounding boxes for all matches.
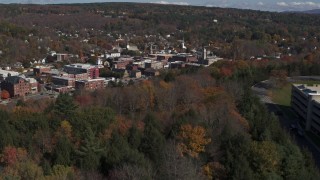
[1,76,30,97]
[25,78,38,94]
[169,61,186,69]
[106,52,121,59]
[46,84,73,93]
[144,68,160,77]
[64,63,99,79]
[52,76,76,87]
[130,70,142,78]
[144,60,163,70]
[56,53,70,61]
[33,66,51,76]
[63,73,89,80]
[0,69,20,81]
[112,57,134,69]
[75,78,105,91]
[291,84,320,136]
[169,54,198,63]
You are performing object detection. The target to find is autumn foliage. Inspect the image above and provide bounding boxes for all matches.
[1,90,10,99]
[176,124,211,158]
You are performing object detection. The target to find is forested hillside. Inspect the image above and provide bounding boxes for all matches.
[1,59,320,179]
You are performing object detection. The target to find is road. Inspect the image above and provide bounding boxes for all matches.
[252,81,320,169]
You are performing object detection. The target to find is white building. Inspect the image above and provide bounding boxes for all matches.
[105,52,121,59]
[0,69,19,80]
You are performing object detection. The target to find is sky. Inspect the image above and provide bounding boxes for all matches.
[1,0,320,12]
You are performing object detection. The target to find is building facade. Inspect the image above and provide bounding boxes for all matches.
[1,76,30,97]
[75,78,105,91]
[52,76,75,87]
[64,64,99,79]
[291,84,320,136]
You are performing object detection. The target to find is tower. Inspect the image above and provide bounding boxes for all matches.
[182,37,186,49]
[203,47,207,60]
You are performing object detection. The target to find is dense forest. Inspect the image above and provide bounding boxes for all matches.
[1,58,320,179]
[0,3,319,64]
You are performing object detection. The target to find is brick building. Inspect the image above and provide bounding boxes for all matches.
[64,73,89,80]
[75,78,105,91]
[113,58,134,69]
[52,76,75,87]
[169,54,198,63]
[64,63,99,79]
[1,76,30,97]
[33,66,51,76]
[25,78,38,94]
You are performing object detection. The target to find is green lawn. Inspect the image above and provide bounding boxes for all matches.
[270,83,299,119]
[271,83,292,106]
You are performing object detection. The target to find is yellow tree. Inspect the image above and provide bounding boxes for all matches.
[60,120,73,139]
[176,124,211,158]
[250,141,280,174]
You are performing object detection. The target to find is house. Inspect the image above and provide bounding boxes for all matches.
[1,76,30,97]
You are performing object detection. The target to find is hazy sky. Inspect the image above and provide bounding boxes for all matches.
[1,0,320,12]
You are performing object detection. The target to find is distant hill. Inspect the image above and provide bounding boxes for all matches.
[303,9,320,14]
[283,9,320,14]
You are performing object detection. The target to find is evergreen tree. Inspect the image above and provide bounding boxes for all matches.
[139,114,165,165]
[54,93,78,119]
[76,128,104,171]
[53,136,73,166]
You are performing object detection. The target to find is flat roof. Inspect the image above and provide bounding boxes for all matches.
[0,69,19,74]
[294,84,320,95]
[76,78,105,83]
[52,76,75,81]
[65,63,95,69]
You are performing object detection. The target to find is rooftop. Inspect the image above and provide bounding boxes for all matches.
[5,76,25,85]
[65,63,95,69]
[76,78,105,83]
[294,84,320,95]
[52,76,75,81]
